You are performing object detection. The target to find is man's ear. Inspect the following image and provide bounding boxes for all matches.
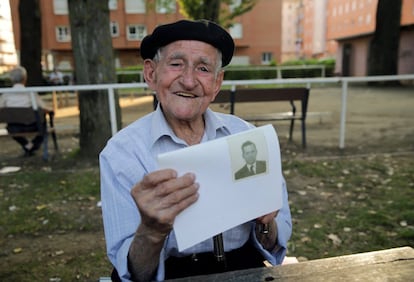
[211,70,225,102]
[143,59,157,90]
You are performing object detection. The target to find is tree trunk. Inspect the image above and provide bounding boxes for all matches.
[68,0,120,158]
[367,0,402,77]
[18,0,44,86]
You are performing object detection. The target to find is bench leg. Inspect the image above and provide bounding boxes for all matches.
[301,119,307,149]
[51,131,59,152]
[288,119,295,142]
[42,132,49,161]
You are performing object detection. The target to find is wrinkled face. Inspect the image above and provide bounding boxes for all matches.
[242,144,257,165]
[143,40,224,123]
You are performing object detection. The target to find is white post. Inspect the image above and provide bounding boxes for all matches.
[108,87,117,136]
[339,80,348,149]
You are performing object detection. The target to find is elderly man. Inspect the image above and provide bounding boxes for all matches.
[100,19,292,281]
[0,66,52,156]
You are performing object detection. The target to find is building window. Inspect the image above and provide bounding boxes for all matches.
[108,0,118,10]
[56,26,71,42]
[351,1,356,11]
[125,0,146,13]
[366,14,371,24]
[115,57,121,69]
[229,23,243,39]
[261,52,272,65]
[110,21,119,37]
[127,25,147,40]
[156,0,176,13]
[53,0,68,15]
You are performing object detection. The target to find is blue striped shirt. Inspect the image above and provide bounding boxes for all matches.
[100,106,292,281]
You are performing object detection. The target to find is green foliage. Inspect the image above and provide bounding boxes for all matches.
[177,0,258,27]
[224,66,277,80]
[116,66,143,83]
[116,65,143,71]
[0,77,11,87]
[280,58,336,78]
[178,0,220,21]
[222,57,336,80]
[219,0,258,28]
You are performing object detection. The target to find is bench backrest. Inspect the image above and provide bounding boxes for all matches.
[0,107,46,125]
[213,87,309,116]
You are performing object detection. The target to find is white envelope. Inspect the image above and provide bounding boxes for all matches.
[157,124,283,251]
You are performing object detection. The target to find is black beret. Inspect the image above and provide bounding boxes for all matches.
[140,19,235,67]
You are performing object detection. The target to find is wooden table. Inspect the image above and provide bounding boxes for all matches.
[169,246,414,281]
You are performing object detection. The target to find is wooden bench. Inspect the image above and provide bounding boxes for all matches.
[0,107,59,160]
[213,87,309,148]
[165,246,414,281]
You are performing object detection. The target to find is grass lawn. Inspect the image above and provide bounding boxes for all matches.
[0,152,413,281]
[284,153,414,260]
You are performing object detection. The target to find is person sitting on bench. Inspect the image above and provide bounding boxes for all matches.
[100,19,292,281]
[0,66,53,156]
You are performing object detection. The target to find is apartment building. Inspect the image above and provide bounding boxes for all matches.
[281,0,414,77]
[302,0,326,58]
[0,1,17,73]
[9,0,284,72]
[281,0,303,61]
[328,0,414,76]
[281,0,338,61]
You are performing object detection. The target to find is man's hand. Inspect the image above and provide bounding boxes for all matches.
[255,211,279,251]
[256,211,278,226]
[131,169,199,240]
[128,169,199,281]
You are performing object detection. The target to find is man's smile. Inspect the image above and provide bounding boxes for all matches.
[175,92,198,98]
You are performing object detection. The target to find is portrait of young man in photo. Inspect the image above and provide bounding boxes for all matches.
[234,140,267,180]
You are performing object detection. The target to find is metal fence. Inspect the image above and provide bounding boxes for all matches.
[1,74,413,149]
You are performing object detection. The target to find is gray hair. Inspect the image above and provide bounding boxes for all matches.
[153,47,223,76]
[9,66,27,84]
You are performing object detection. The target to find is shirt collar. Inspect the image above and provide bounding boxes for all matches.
[150,105,231,147]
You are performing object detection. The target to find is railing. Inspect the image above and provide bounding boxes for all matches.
[1,74,413,149]
[113,65,328,81]
[226,65,327,78]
